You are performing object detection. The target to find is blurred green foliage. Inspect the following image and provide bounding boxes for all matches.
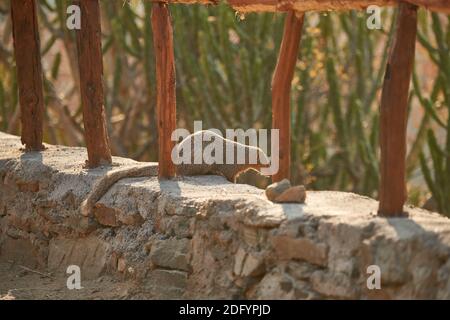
[0,1,448,215]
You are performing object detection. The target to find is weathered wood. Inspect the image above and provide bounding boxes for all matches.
[160,0,450,13]
[10,0,45,151]
[378,2,418,216]
[271,11,304,182]
[74,0,112,168]
[151,2,177,179]
[409,0,450,12]
[229,0,393,12]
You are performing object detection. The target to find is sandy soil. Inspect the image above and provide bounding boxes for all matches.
[0,262,135,300]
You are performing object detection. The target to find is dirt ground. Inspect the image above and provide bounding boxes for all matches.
[0,262,136,300]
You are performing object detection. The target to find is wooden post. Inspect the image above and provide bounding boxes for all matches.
[10,0,45,151]
[151,2,177,179]
[271,11,304,182]
[74,0,112,168]
[378,2,418,216]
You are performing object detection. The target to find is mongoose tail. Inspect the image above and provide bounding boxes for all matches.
[80,164,157,217]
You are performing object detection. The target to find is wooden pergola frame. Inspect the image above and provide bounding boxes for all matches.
[9,0,450,216]
[166,0,450,13]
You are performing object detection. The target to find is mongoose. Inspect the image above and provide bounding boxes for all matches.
[80,130,270,217]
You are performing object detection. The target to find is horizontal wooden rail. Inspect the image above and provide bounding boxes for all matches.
[159,0,450,13]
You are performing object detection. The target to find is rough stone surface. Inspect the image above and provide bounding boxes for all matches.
[271,235,328,266]
[1,132,450,299]
[144,269,187,299]
[274,185,306,203]
[149,238,190,272]
[47,237,109,279]
[235,168,271,189]
[265,179,291,201]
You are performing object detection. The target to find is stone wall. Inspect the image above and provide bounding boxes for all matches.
[1,132,450,299]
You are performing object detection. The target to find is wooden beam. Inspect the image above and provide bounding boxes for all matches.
[161,0,450,13]
[74,0,112,168]
[10,0,45,151]
[271,11,304,182]
[378,2,418,217]
[151,2,177,179]
[229,0,393,12]
[409,0,450,13]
